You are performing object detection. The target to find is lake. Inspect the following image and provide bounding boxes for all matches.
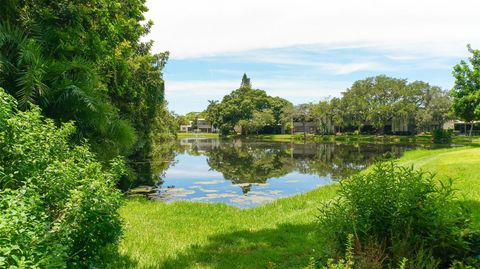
[129,138,418,208]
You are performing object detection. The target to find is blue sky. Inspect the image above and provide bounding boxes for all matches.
[145,0,480,114]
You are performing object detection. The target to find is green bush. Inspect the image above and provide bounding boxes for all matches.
[0,88,124,268]
[432,129,453,144]
[317,162,479,268]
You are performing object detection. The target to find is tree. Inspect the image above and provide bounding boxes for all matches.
[340,79,372,132]
[239,109,275,135]
[413,84,452,132]
[206,76,291,135]
[363,76,407,134]
[330,97,344,133]
[240,73,252,88]
[339,75,450,135]
[451,45,480,136]
[175,114,190,126]
[312,100,335,134]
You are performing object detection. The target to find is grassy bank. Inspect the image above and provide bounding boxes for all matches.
[177,132,219,138]
[105,146,480,268]
[254,133,480,144]
[397,146,480,227]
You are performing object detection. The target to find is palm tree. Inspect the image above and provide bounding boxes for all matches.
[0,22,136,160]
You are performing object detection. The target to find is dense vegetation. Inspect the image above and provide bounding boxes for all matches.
[0,88,123,268]
[317,163,479,268]
[0,0,175,163]
[0,1,176,267]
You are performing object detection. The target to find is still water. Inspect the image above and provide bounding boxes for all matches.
[131,138,418,208]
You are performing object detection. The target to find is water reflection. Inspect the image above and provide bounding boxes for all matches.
[130,138,417,208]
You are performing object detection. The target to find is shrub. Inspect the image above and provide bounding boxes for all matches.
[0,88,124,268]
[432,129,453,144]
[317,162,479,268]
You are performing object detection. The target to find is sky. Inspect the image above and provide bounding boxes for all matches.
[144,0,480,114]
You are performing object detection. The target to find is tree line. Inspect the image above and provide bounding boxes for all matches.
[201,47,480,137]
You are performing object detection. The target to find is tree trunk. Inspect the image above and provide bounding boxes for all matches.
[464,123,467,135]
[469,122,474,136]
[303,121,307,141]
[291,117,294,135]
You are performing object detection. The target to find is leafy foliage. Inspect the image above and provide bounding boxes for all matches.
[451,45,480,136]
[0,0,174,163]
[317,162,479,268]
[432,128,453,144]
[0,88,123,268]
[336,75,452,134]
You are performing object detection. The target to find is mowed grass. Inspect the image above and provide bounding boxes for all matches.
[254,133,480,144]
[177,132,219,138]
[107,186,338,268]
[106,146,480,268]
[397,146,480,227]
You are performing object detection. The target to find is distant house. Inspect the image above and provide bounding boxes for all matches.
[443,120,480,135]
[389,117,416,134]
[179,122,193,132]
[379,117,477,135]
[179,119,217,133]
[293,121,316,133]
[293,117,334,134]
[196,118,216,133]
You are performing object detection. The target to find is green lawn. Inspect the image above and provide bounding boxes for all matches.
[253,133,480,145]
[105,146,480,268]
[177,132,219,138]
[397,146,480,227]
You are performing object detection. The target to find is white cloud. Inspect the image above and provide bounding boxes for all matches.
[166,79,349,104]
[235,51,385,74]
[166,80,238,96]
[145,0,480,59]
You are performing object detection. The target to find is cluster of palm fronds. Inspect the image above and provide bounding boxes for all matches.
[0,1,174,163]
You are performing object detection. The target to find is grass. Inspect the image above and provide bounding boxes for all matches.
[105,146,480,268]
[253,133,480,145]
[397,146,480,227]
[177,132,219,138]
[106,186,338,268]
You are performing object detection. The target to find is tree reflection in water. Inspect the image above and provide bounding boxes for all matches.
[126,137,417,205]
[175,138,417,195]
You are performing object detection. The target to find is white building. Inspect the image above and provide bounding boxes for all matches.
[179,119,217,133]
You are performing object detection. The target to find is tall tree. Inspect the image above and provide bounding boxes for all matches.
[206,76,291,135]
[240,73,252,88]
[451,45,480,136]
